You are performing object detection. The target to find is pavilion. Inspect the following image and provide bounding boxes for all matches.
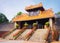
[12,3,55,29]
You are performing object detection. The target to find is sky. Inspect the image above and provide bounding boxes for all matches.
[0,0,60,21]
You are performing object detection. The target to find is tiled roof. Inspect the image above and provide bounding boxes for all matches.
[25,3,43,10]
[12,9,54,22]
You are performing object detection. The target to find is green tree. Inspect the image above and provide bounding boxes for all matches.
[0,13,9,23]
[17,12,22,16]
[12,11,22,22]
[56,12,60,14]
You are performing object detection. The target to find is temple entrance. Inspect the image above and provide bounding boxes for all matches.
[17,18,50,29]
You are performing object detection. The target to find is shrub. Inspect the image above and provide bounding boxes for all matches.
[33,23,37,26]
[45,22,49,27]
[24,22,28,26]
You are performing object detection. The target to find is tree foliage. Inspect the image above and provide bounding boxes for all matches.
[0,13,9,23]
[56,12,60,14]
[17,12,22,16]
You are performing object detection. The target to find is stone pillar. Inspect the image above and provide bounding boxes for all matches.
[49,18,53,41]
[49,18,57,41]
[49,18,53,30]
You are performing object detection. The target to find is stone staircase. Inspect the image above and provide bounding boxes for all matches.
[5,29,21,40]
[17,29,31,40]
[4,29,49,42]
[29,29,49,42]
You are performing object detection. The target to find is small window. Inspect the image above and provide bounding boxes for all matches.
[29,12,34,16]
[29,10,40,16]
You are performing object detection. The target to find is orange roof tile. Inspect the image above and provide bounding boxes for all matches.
[25,3,43,10]
[12,9,54,22]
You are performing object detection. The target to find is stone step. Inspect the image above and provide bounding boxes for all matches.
[29,29,49,42]
[5,29,21,40]
[17,29,32,40]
